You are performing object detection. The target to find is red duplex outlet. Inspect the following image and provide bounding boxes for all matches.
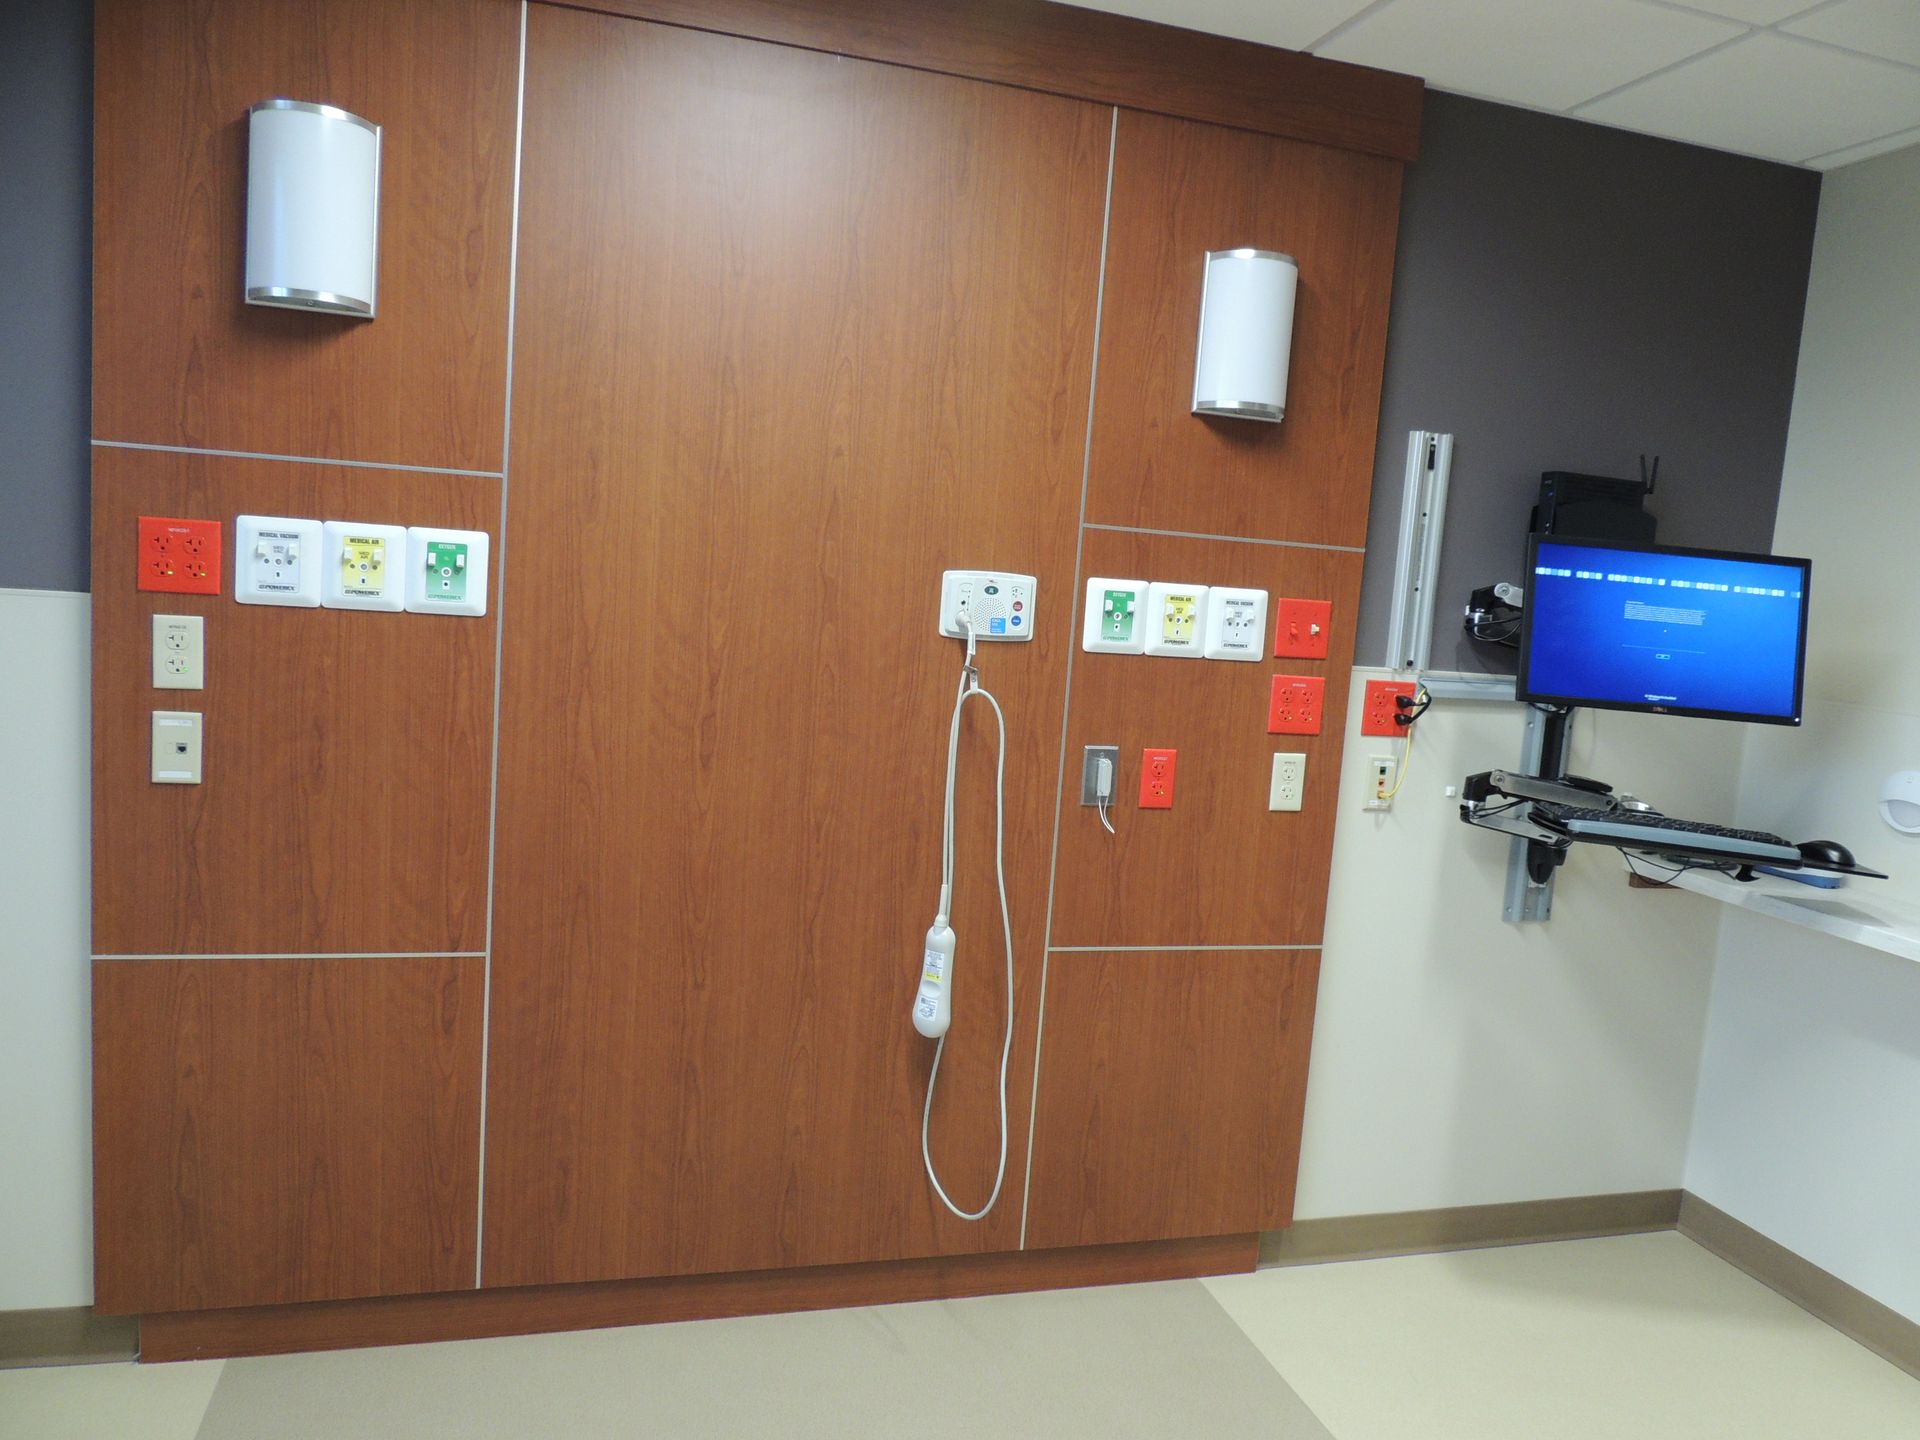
[1361,679,1417,737]
[138,516,222,595]
[1268,675,1325,736]
[1139,748,1176,809]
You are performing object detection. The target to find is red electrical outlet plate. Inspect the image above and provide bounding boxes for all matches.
[1274,597,1332,659]
[1361,679,1418,737]
[1268,675,1325,735]
[1139,748,1176,809]
[138,516,222,595]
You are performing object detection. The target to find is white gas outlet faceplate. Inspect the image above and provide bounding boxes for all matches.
[234,515,323,607]
[1204,586,1269,661]
[939,570,1036,641]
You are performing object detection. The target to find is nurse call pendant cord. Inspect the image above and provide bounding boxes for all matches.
[912,614,1015,1221]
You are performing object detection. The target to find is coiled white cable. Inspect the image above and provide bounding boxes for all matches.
[920,632,1015,1221]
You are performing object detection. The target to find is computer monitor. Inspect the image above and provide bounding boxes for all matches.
[1517,535,1810,725]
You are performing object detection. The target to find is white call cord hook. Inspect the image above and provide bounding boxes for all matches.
[912,609,1015,1221]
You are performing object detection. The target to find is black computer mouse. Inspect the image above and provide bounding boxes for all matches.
[1797,839,1856,867]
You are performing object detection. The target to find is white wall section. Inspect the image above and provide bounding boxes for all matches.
[1296,668,1739,1218]
[0,589,93,1308]
[1686,142,1920,1325]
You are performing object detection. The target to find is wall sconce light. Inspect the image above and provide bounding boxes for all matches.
[1192,248,1298,424]
[1880,772,1920,833]
[245,99,381,318]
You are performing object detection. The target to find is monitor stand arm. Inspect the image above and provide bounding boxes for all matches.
[1524,705,1577,886]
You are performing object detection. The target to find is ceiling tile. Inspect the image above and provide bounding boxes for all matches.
[1785,0,1920,70]
[1315,0,1742,111]
[1807,123,1920,169]
[1052,1,1374,52]
[1671,0,1823,23]
[1579,31,1920,162]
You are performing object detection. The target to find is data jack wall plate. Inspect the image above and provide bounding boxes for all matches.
[234,514,323,607]
[1144,581,1208,658]
[322,521,408,611]
[1081,576,1149,654]
[405,527,490,617]
[938,570,1035,641]
[1202,586,1269,661]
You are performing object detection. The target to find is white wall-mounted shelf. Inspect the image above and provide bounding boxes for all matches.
[1665,868,1920,965]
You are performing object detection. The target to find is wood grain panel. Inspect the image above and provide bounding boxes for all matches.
[1024,951,1319,1249]
[92,0,518,471]
[91,448,496,956]
[139,1232,1257,1360]
[1050,530,1363,948]
[1086,109,1404,549]
[93,957,483,1314]
[482,10,1105,1286]
[561,0,1424,162]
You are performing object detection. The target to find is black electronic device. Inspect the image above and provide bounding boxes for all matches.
[1797,838,1857,868]
[1518,533,1811,726]
[1532,466,1656,545]
[1529,801,1800,864]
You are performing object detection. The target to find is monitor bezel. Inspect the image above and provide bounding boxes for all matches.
[1516,533,1811,727]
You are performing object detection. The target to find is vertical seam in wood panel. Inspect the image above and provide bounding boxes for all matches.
[1019,106,1118,1252]
[475,0,530,1291]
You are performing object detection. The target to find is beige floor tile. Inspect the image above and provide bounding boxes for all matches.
[1204,1231,1920,1440]
[0,1357,223,1440]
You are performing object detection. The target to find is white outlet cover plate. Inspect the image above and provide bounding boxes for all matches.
[234,514,323,607]
[1269,752,1306,812]
[1144,581,1209,658]
[1081,576,1149,654]
[322,521,408,612]
[405,527,491,617]
[938,570,1035,641]
[1203,586,1269,661]
[151,614,205,690]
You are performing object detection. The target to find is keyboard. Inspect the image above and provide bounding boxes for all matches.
[1529,801,1801,863]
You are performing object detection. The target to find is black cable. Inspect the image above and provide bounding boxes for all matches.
[1619,849,1743,884]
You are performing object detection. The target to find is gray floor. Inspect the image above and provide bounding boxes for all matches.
[196,1280,1330,1440]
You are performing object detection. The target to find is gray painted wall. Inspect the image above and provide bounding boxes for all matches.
[1357,91,1822,674]
[1,0,90,593]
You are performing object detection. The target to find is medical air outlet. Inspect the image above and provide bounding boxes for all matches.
[915,570,1034,1221]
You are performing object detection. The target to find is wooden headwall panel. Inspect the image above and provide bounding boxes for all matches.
[1086,109,1403,549]
[92,0,519,471]
[92,956,483,1315]
[1023,951,1320,1250]
[566,0,1425,162]
[482,9,1106,1286]
[90,449,498,957]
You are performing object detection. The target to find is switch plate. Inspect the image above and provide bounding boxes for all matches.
[150,614,205,690]
[1268,675,1326,735]
[1274,597,1332,659]
[406,527,491,617]
[1202,586,1268,661]
[137,516,221,595]
[1139,747,1176,808]
[1269,752,1307,812]
[322,520,407,611]
[1144,582,1208,658]
[1361,679,1418,737]
[235,514,323,607]
[151,711,202,784]
[1081,577,1149,654]
[1081,744,1120,806]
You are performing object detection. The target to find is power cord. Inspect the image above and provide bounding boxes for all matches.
[1380,684,1429,801]
[919,620,1015,1222]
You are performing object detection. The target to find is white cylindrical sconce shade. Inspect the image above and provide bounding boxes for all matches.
[245,99,381,318]
[1192,248,1298,423]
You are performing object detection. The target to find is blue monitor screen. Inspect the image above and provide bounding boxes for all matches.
[1517,538,1810,725]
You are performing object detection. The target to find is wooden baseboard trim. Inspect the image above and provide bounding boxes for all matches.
[0,1307,140,1369]
[138,1233,1258,1362]
[1260,1190,1684,1267]
[1677,1193,1920,1382]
